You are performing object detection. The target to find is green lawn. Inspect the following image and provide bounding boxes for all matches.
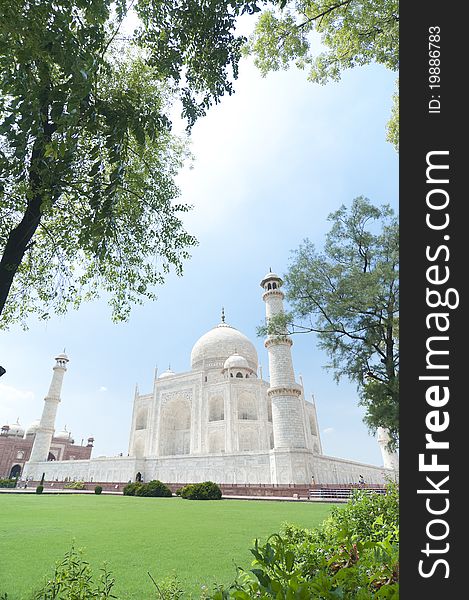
[0,494,337,599]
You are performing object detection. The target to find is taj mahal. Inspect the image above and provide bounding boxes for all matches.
[14,271,398,486]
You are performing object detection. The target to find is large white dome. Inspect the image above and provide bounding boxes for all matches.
[191,323,258,371]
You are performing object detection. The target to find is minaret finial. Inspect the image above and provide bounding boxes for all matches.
[221,307,225,323]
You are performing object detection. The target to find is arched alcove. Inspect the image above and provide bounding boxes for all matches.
[9,464,21,478]
[208,396,224,421]
[309,416,317,436]
[238,394,257,420]
[135,408,148,430]
[159,398,191,456]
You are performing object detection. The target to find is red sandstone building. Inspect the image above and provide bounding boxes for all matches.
[0,420,93,479]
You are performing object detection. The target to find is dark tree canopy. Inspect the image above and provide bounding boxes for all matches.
[0,0,266,328]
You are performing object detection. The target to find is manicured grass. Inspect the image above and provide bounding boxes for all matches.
[0,494,337,599]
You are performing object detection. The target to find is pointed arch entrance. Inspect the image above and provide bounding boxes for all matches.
[9,464,21,478]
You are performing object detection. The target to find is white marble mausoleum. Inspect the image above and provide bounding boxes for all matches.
[22,272,398,485]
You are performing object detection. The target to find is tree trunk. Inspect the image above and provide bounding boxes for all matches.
[0,116,53,318]
[0,193,43,316]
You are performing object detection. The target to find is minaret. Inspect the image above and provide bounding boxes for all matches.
[260,271,306,449]
[28,352,69,464]
[377,427,399,471]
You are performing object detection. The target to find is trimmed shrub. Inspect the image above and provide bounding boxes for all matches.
[94,485,103,495]
[0,478,17,488]
[123,482,143,496]
[35,485,44,494]
[179,481,222,500]
[135,480,172,498]
[175,487,183,496]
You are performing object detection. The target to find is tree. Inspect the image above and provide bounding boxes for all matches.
[244,0,399,148]
[0,0,264,328]
[259,198,399,446]
[386,78,399,152]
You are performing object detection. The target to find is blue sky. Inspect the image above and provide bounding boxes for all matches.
[0,54,398,466]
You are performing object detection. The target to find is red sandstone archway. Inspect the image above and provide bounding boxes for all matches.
[9,464,21,478]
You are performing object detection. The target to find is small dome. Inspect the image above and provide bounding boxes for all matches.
[223,353,250,370]
[159,368,175,379]
[55,428,71,441]
[7,419,24,437]
[263,271,280,281]
[260,270,283,288]
[25,419,41,436]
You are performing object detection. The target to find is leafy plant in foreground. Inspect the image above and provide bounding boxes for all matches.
[34,546,115,599]
[203,485,399,598]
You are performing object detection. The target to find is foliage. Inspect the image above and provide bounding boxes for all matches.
[0,0,267,328]
[148,572,184,600]
[122,481,143,496]
[179,481,222,500]
[246,0,399,83]
[94,485,103,495]
[386,79,399,152]
[36,485,44,494]
[246,0,398,80]
[64,481,85,490]
[259,197,399,446]
[204,485,399,598]
[0,477,17,488]
[322,484,399,543]
[245,0,399,147]
[34,546,115,599]
[134,479,173,497]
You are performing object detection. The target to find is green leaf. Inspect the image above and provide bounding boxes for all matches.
[251,569,271,589]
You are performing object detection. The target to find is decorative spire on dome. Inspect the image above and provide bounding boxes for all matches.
[216,306,231,329]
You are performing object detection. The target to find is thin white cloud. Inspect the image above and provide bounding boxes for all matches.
[98,386,108,392]
[0,383,35,422]
[323,427,335,435]
[0,383,34,404]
